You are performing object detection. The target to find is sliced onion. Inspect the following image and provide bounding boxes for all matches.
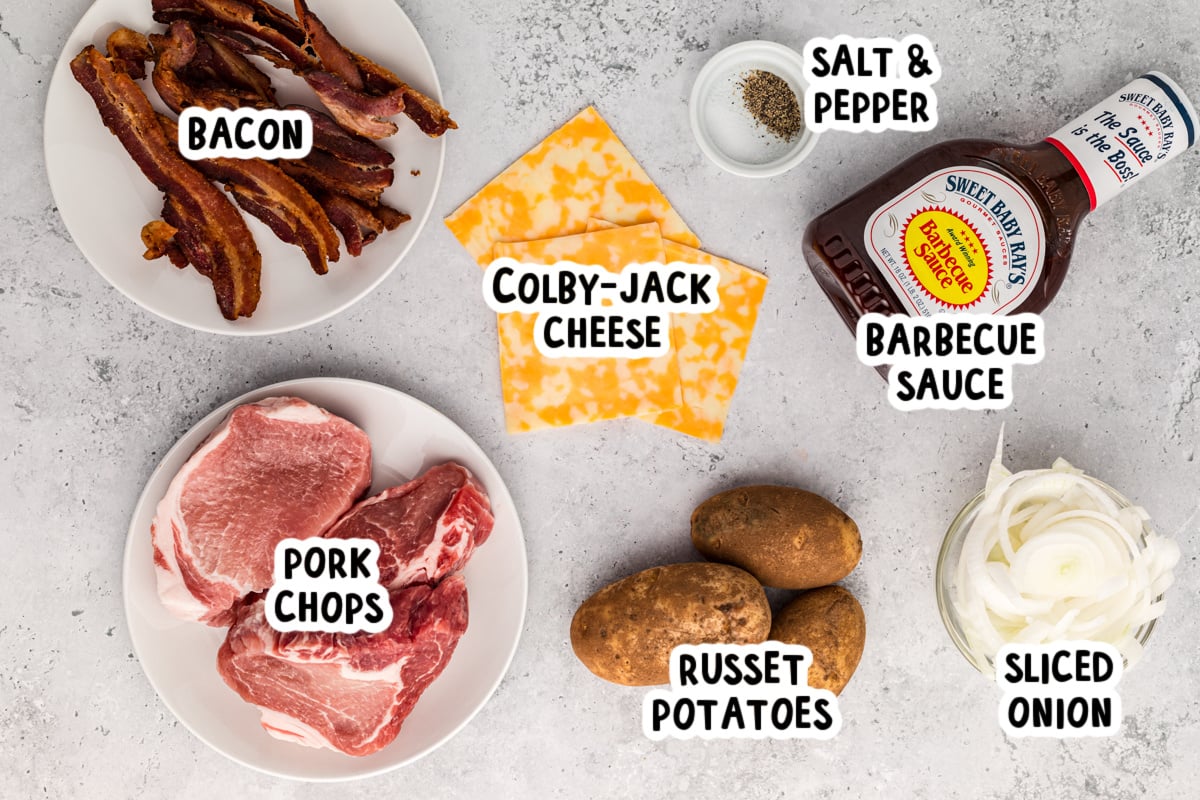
[951,435,1179,673]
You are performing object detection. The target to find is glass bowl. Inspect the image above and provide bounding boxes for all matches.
[935,472,1161,676]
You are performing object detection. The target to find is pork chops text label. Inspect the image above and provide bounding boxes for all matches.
[265,538,392,634]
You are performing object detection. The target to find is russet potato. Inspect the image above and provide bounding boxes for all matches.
[570,563,771,686]
[691,485,861,589]
[769,585,866,695]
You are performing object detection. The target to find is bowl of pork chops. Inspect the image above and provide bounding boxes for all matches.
[124,378,527,780]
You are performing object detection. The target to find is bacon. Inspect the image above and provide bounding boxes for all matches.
[107,34,333,273]
[106,29,154,79]
[141,220,188,267]
[153,0,456,139]
[280,150,393,205]
[196,25,294,72]
[159,115,339,274]
[71,45,261,319]
[373,204,411,232]
[200,28,276,102]
[319,194,408,257]
[286,104,393,167]
[151,0,314,68]
[293,0,455,138]
[302,70,404,139]
[150,21,273,113]
[292,0,359,89]
[349,51,456,138]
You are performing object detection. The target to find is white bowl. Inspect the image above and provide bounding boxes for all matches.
[689,41,820,178]
[123,378,528,781]
[45,0,447,335]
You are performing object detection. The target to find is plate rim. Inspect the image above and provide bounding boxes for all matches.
[121,376,529,782]
[43,0,447,337]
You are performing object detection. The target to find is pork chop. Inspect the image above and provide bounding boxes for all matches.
[322,462,494,589]
[217,576,469,756]
[152,396,372,626]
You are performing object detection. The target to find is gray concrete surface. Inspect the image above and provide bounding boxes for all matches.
[3,0,1200,797]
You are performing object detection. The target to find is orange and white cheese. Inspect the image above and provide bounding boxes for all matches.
[445,106,699,264]
[587,220,767,442]
[490,224,681,433]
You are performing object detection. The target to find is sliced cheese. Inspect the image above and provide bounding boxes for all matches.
[490,224,681,433]
[445,106,699,265]
[587,219,768,442]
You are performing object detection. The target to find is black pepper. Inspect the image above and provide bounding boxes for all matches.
[739,70,804,142]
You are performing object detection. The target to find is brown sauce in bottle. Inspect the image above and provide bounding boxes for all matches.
[804,73,1197,330]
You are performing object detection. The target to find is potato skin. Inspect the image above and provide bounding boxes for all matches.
[570,563,771,686]
[691,485,861,589]
[769,586,866,695]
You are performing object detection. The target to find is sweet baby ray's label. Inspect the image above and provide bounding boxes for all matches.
[444,106,699,265]
[490,224,682,433]
[1047,72,1198,210]
[586,219,767,442]
[864,167,1046,316]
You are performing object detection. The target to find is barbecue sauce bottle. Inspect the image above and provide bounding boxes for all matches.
[803,72,1197,327]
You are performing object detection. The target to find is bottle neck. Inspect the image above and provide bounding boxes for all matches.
[1044,72,1197,211]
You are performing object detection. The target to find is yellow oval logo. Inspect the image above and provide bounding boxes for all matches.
[901,208,990,308]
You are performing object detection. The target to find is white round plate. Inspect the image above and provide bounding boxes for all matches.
[689,40,820,178]
[123,378,527,781]
[45,0,447,335]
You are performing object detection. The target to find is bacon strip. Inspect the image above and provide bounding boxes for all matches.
[159,115,339,274]
[152,0,456,139]
[348,51,456,138]
[141,220,189,267]
[151,0,314,67]
[71,45,261,319]
[151,21,274,113]
[286,104,393,167]
[196,24,294,72]
[294,0,454,138]
[107,29,154,79]
[140,21,401,258]
[301,70,404,139]
[280,151,393,205]
[319,194,409,257]
[201,28,276,101]
[292,0,359,89]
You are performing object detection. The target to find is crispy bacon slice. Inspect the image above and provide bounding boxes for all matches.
[197,24,294,72]
[287,104,393,167]
[200,28,276,101]
[158,115,339,274]
[153,0,456,139]
[106,29,154,79]
[294,0,454,138]
[349,51,456,138]
[301,69,404,139]
[152,0,314,67]
[151,21,274,112]
[373,204,411,232]
[319,193,408,257]
[141,220,189,267]
[280,150,393,205]
[293,0,359,89]
[71,45,261,319]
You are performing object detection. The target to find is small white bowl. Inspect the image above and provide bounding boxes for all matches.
[689,41,819,178]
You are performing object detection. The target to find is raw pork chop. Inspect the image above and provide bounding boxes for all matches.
[218,576,469,756]
[323,462,494,588]
[152,397,372,626]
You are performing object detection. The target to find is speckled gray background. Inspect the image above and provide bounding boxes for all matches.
[3,0,1199,797]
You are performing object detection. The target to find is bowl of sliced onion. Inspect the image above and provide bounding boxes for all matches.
[936,445,1180,677]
